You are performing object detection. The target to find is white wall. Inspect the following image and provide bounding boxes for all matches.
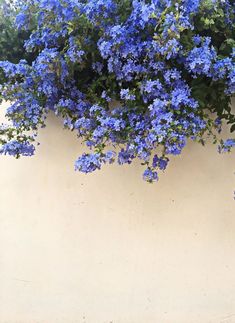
[0,101,235,323]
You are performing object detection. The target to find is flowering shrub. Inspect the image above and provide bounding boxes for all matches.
[0,0,33,83]
[0,0,235,182]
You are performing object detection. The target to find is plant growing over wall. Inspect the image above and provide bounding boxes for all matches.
[0,0,235,182]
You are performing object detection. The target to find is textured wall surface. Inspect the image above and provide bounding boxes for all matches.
[0,101,235,323]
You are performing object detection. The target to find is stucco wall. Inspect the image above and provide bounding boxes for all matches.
[0,101,235,323]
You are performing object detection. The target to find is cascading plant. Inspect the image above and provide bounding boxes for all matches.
[0,0,235,182]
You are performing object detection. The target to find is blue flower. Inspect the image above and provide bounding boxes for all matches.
[120,89,136,101]
[143,169,158,182]
[0,141,35,157]
[75,153,102,173]
[104,151,116,164]
[152,155,169,170]
[219,139,235,153]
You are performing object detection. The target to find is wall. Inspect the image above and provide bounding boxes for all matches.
[0,101,235,323]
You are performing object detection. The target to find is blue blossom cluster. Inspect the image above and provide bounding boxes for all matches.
[218,139,235,153]
[0,140,35,157]
[0,0,235,182]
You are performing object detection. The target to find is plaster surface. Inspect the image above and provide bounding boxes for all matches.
[0,101,235,323]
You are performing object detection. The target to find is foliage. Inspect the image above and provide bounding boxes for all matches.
[0,0,33,83]
[0,0,235,182]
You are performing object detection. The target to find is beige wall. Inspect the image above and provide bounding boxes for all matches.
[0,101,235,323]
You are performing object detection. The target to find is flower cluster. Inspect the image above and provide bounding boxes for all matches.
[0,0,235,182]
[0,0,33,84]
